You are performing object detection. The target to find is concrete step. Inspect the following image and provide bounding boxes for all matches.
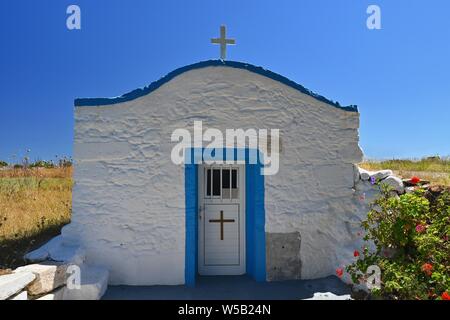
[9,291,28,300]
[62,265,109,300]
[36,265,109,300]
[36,287,65,300]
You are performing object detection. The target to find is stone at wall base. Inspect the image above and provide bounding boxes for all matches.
[304,292,353,300]
[265,232,301,281]
[358,168,373,181]
[371,170,393,181]
[14,262,69,296]
[0,272,36,300]
[381,176,405,194]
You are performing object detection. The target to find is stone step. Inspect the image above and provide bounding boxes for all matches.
[0,272,35,300]
[62,265,109,300]
[8,291,28,300]
[36,287,65,300]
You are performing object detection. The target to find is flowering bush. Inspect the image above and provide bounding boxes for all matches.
[346,185,450,300]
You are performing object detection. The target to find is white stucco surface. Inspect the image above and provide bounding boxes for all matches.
[64,65,363,285]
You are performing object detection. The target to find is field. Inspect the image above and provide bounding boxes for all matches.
[0,167,72,268]
[359,157,450,186]
[0,157,448,269]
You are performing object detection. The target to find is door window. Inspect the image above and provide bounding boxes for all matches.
[205,167,239,200]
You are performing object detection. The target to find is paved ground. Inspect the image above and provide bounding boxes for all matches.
[103,275,351,300]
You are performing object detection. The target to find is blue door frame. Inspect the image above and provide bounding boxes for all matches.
[184,148,266,287]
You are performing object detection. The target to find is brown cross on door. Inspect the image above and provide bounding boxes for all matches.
[209,210,235,240]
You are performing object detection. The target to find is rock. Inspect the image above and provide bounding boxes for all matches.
[0,269,12,276]
[405,186,416,194]
[351,289,370,300]
[36,287,65,300]
[63,265,109,300]
[304,292,353,300]
[381,176,405,194]
[370,170,393,181]
[358,167,373,181]
[0,272,36,300]
[14,262,69,296]
[8,291,28,300]
[358,168,394,182]
[24,235,85,265]
[425,185,450,206]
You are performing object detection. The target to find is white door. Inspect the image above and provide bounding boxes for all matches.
[198,164,246,275]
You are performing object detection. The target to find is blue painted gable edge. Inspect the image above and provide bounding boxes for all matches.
[74,60,358,112]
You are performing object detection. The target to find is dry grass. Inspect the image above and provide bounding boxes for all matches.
[0,166,72,179]
[0,167,72,268]
[359,157,450,186]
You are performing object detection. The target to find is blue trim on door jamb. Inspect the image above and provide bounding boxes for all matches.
[184,148,266,287]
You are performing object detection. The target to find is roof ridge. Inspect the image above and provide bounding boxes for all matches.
[74,60,358,112]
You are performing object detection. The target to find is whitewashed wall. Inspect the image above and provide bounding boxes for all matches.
[63,66,363,285]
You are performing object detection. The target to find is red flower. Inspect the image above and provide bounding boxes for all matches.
[421,263,433,276]
[442,292,450,300]
[415,224,426,233]
[411,176,421,185]
[336,268,344,278]
[353,250,360,257]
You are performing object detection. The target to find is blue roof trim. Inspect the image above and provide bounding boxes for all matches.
[74,60,358,112]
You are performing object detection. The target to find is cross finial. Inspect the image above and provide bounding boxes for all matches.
[211,25,235,60]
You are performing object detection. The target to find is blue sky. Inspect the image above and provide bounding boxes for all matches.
[0,0,449,162]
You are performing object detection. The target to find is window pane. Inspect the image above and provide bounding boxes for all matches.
[222,169,230,199]
[222,169,230,189]
[213,169,221,196]
[232,169,238,199]
[206,169,211,196]
[232,169,237,188]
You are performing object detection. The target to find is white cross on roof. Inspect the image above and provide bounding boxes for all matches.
[211,25,235,60]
